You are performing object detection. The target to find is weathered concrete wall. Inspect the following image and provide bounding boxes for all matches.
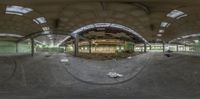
[0,41,31,54]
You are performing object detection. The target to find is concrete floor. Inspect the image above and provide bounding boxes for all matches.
[0,52,200,99]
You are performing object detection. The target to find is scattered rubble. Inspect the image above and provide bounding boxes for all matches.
[107,72,123,78]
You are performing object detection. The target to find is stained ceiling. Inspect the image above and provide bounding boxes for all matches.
[0,0,200,44]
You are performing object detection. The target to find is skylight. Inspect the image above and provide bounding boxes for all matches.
[157,34,162,37]
[6,5,33,16]
[160,22,170,28]
[0,33,24,38]
[33,17,47,24]
[159,29,165,33]
[176,14,188,19]
[42,27,50,31]
[167,10,187,19]
[5,11,23,16]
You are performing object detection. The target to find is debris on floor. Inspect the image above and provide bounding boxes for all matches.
[60,58,70,64]
[127,56,132,59]
[107,72,123,78]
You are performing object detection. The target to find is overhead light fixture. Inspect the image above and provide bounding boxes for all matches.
[169,33,200,43]
[33,17,47,24]
[182,35,190,39]
[176,14,188,19]
[156,39,162,41]
[167,9,187,19]
[157,34,162,37]
[5,11,23,16]
[160,22,170,28]
[159,29,165,33]
[0,33,23,38]
[6,5,33,16]
[47,35,53,38]
[42,27,50,31]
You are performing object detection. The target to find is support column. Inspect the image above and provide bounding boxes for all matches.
[144,43,147,53]
[74,34,79,56]
[162,42,165,52]
[185,44,187,52]
[89,40,92,54]
[177,44,179,52]
[31,38,34,56]
[149,45,152,50]
[16,42,18,53]
[133,44,135,52]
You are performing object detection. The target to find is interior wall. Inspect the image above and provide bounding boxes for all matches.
[0,41,31,55]
[0,41,16,54]
[18,42,31,53]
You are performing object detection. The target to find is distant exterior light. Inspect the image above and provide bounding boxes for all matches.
[160,22,170,28]
[0,33,23,38]
[167,9,187,19]
[194,40,199,43]
[6,5,33,16]
[159,29,165,33]
[33,17,47,24]
[157,34,162,37]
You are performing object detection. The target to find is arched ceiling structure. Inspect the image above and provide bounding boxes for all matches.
[0,0,200,44]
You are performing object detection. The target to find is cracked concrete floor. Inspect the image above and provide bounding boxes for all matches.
[0,53,200,99]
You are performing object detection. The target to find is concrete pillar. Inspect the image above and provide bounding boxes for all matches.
[16,42,18,53]
[89,40,92,54]
[31,38,34,56]
[133,44,135,52]
[144,43,147,52]
[185,44,187,52]
[177,44,179,52]
[74,34,79,56]
[150,45,152,50]
[162,42,165,52]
